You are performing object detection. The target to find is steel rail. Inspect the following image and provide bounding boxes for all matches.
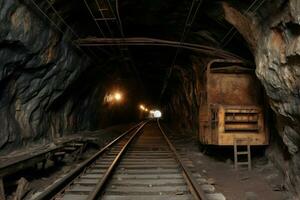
[0,139,79,177]
[34,121,145,200]
[157,119,208,200]
[86,121,148,200]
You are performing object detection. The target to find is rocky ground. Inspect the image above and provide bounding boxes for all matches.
[2,122,291,200]
[0,123,133,200]
[165,125,290,200]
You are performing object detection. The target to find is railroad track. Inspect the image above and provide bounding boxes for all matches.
[34,120,211,200]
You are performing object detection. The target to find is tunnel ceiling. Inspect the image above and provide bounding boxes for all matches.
[27,0,260,102]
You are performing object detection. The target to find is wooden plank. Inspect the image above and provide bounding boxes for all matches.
[247,144,251,170]
[13,177,29,200]
[234,140,238,170]
[0,139,83,176]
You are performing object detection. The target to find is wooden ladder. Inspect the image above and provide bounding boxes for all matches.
[234,138,251,170]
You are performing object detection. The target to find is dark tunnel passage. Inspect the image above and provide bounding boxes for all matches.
[0,0,300,199]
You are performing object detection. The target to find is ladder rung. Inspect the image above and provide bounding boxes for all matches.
[237,152,249,155]
[237,162,249,165]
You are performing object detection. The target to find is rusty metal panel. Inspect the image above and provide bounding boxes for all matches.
[207,72,262,106]
[198,60,269,146]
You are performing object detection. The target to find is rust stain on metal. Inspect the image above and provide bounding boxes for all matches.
[199,59,269,146]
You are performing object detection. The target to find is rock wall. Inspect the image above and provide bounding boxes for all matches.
[214,0,300,197]
[162,57,206,135]
[0,0,105,151]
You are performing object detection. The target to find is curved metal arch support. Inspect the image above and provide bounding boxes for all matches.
[76,37,245,61]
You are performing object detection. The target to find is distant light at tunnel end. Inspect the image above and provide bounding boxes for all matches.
[153,110,162,118]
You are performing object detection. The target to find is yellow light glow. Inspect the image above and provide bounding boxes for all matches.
[139,104,145,110]
[114,92,122,101]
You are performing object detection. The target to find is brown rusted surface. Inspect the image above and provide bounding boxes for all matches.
[208,71,261,106]
[222,2,259,52]
[199,59,269,146]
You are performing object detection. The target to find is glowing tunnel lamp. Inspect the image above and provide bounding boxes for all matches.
[139,104,145,110]
[114,92,122,101]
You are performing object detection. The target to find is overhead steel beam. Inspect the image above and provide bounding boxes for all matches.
[76,37,244,60]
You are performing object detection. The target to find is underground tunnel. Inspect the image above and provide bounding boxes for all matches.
[0,0,299,199]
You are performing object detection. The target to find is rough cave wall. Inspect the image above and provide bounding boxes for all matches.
[163,57,204,135]
[222,0,300,197]
[0,0,106,151]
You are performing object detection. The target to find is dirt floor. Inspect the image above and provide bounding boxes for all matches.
[164,125,290,200]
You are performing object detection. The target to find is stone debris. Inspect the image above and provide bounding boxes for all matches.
[245,191,258,200]
[206,193,226,200]
[207,178,216,185]
[197,178,208,184]
[201,184,215,193]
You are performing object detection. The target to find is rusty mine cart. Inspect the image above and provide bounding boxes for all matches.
[198,59,269,147]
